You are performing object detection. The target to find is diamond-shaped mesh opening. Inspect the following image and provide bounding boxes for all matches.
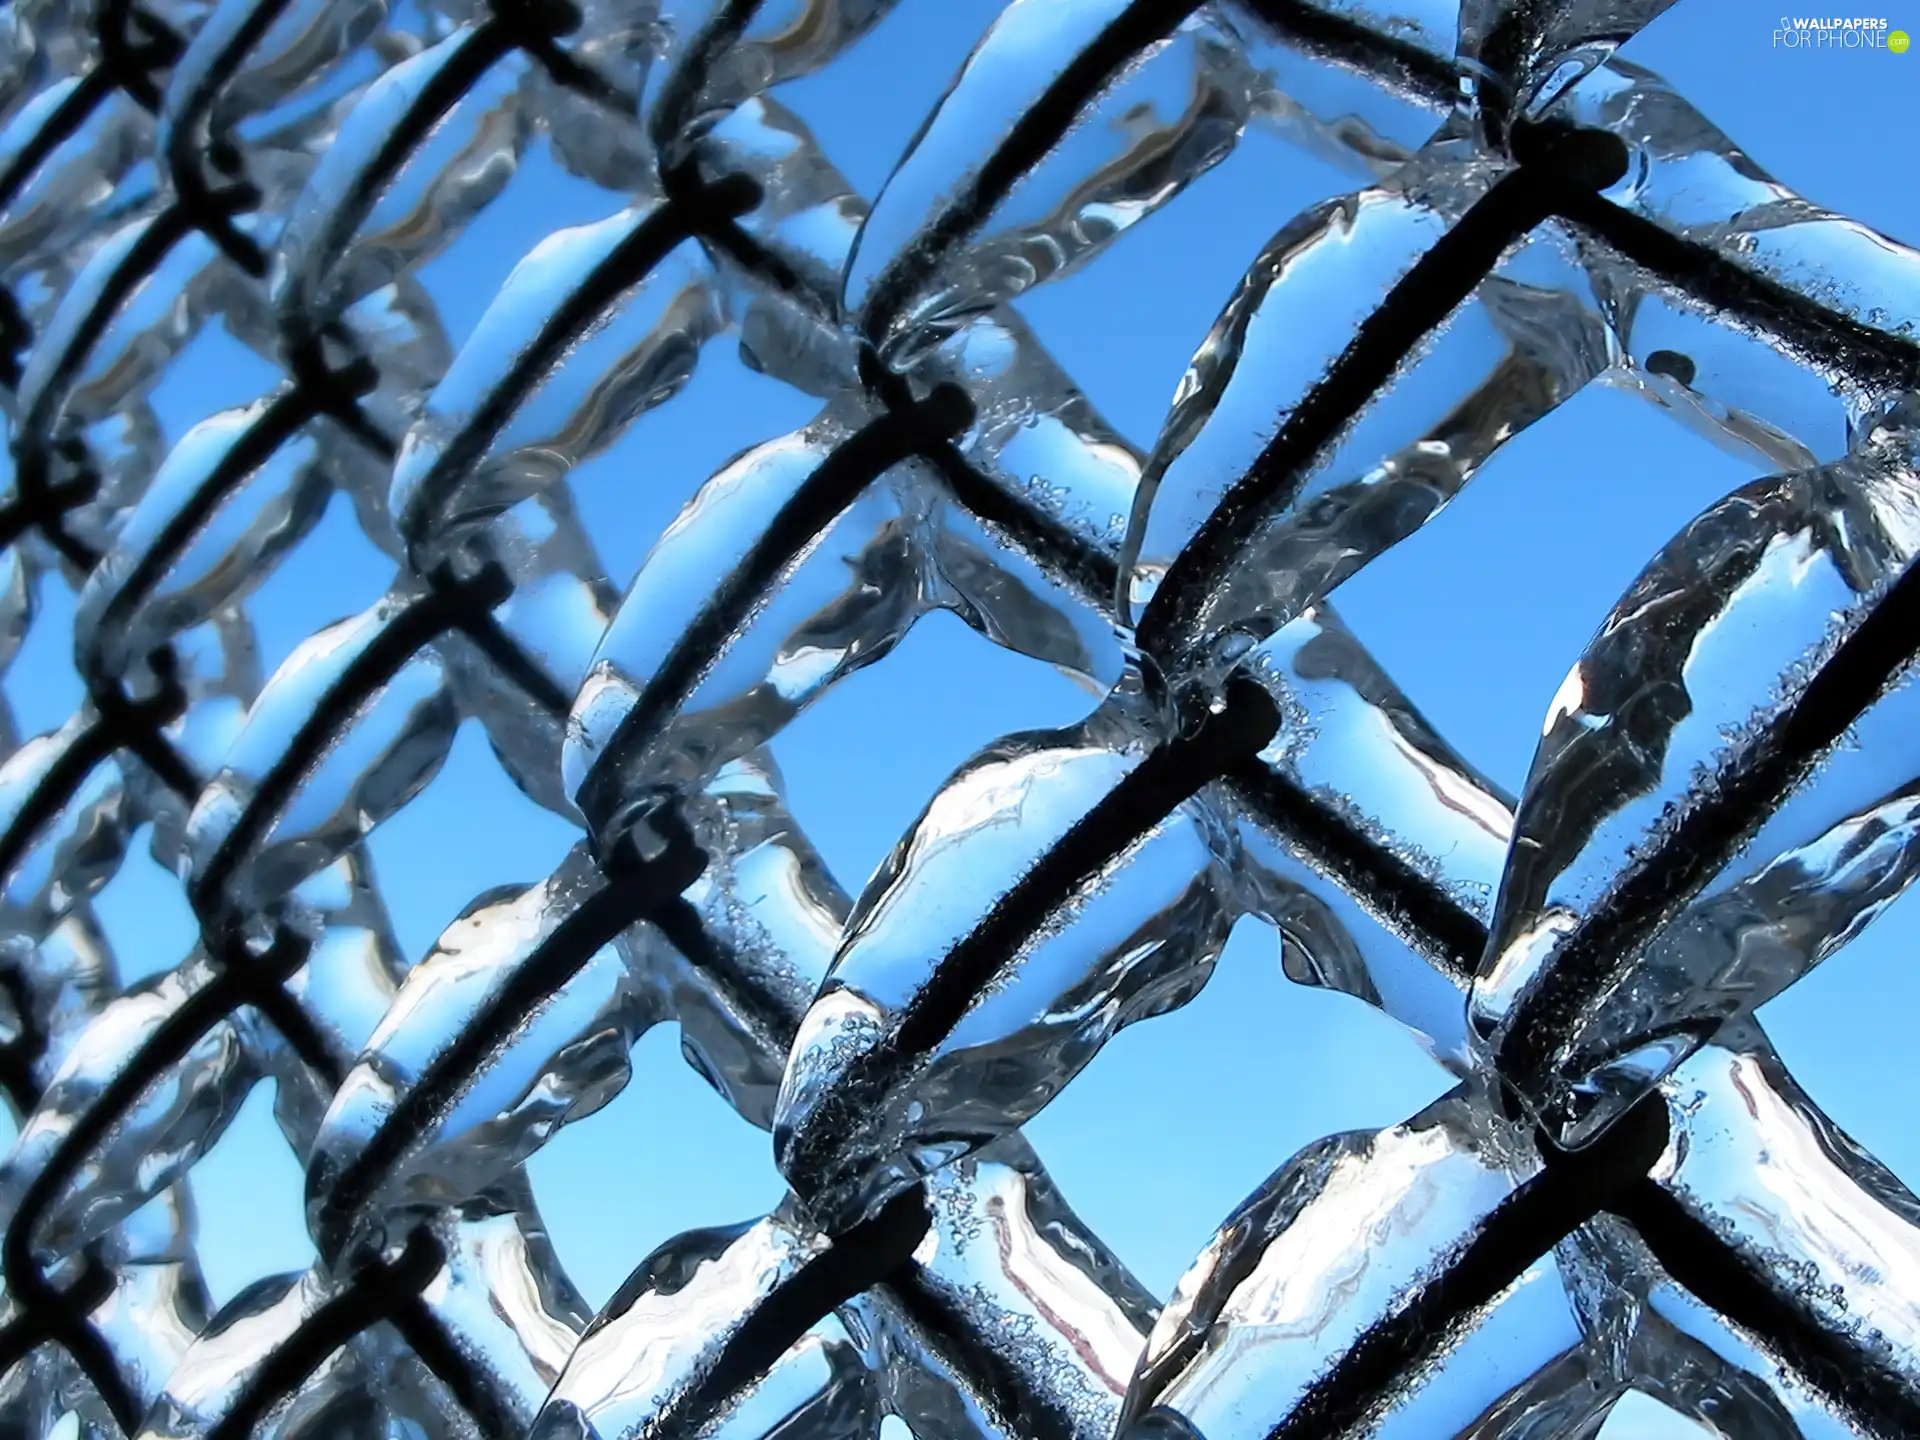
[4,567,83,739]
[243,491,399,684]
[408,136,633,357]
[562,342,822,592]
[1023,914,1450,1298]
[527,1027,788,1311]
[1594,1389,1714,1438]
[88,825,198,986]
[1327,381,1775,788]
[362,721,579,964]
[1009,121,1364,449]
[770,0,1003,199]
[770,608,1100,891]
[1757,878,1920,1193]
[188,1080,316,1310]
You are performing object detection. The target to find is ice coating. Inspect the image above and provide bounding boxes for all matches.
[1475,399,1920,1145]
[0,0,1916,1435]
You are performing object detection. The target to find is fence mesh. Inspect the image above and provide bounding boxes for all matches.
[1,0,1918,1435]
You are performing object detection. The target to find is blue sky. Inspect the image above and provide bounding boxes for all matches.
[7,0,1918,1424]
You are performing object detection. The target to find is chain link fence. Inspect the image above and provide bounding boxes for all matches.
[0,0,1917,1435]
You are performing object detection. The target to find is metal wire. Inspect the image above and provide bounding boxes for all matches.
[1,0,1918,1436]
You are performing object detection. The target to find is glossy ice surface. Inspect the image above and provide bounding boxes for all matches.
[0,0,1916,1436]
